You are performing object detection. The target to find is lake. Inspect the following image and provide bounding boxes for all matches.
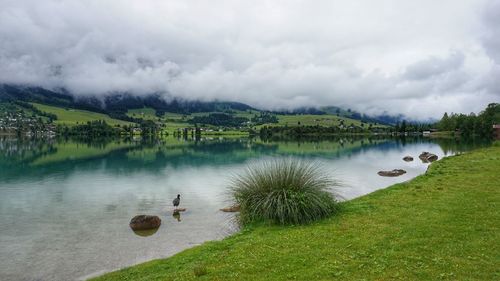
[0,136,490,281]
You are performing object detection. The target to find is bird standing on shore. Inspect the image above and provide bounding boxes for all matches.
[173,194,181,210]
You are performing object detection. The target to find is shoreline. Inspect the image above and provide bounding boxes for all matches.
[86,152,434,279]
[91,144,499,280]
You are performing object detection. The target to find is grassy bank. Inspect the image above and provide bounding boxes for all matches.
[93,145,499,281]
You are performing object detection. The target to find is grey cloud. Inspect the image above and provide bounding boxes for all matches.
[403,52,465,81]
[480,0,500,96]
[481,0,500,63]
[0,0,498,120]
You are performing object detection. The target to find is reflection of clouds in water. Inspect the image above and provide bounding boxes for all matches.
[161,165,234,205]
[333,142,446,199]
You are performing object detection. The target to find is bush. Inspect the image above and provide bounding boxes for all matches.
[230,158,339,225]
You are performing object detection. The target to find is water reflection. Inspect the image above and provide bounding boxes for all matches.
[133,228,160,237]
[0,135,492,281]
[0,135,491,182]
[172,211,182,222]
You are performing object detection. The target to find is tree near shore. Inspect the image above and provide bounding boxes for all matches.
[436,103,499,137]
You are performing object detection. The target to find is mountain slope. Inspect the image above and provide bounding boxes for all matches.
[31,103,132,127]
[0,84,253,115]
[1,84,393,129]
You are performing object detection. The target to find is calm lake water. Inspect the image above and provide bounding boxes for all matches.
[0,136,490,281]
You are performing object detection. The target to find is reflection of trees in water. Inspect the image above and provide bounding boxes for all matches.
[60,136,129,149]
[0,137,51,158]
[0,137,277,180]
[432,137,491,156]
[0,136,491,182]
[0,136,134,165]
[0,136,57,165]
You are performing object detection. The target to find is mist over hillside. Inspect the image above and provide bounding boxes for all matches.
[0,84,251,114]
[0,84,410,125]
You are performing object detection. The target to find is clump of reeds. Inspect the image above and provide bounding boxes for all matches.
[230,158,339,225]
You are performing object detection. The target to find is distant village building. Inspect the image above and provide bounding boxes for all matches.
[493,124,500,140]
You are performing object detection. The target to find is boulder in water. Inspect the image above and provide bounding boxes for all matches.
[378,169,407,177]
[419,152,438,163]
[403,156,414,162]
[129,215,161,231]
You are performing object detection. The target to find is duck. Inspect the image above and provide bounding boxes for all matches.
[172,194,181,210]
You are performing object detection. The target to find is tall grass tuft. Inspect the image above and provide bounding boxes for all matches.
[230,158,340,225]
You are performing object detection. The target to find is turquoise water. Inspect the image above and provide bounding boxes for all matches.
[0,136,490,280]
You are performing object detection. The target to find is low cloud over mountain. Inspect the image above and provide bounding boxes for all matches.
[1,0,499,119]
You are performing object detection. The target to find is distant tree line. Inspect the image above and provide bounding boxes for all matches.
[393,120,433,133]
[435,103,499,137]
[59,120,121,137]
[251,113,278,125]
[188,113,249,127]
[57,119,163,137]
[272,107,326,115]
[137,120,161,136]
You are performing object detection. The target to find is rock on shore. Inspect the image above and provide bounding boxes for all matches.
[220,204,241,212]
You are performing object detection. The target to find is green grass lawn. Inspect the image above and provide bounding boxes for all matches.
[31,103,133,127]
[92,145,499,280]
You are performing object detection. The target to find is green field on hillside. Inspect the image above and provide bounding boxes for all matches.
[24,102,391,137]
[93,144,500,281]
[126,107,158,121]
[125,108,192,133]
[32,103,133,127]
[22,103,389,137]
[125,107,383,130]
[273,114,383,128]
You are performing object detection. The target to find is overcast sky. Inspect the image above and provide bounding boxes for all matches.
[1,0,499,119]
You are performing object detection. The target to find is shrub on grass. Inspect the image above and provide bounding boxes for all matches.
[230,158,339,225]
